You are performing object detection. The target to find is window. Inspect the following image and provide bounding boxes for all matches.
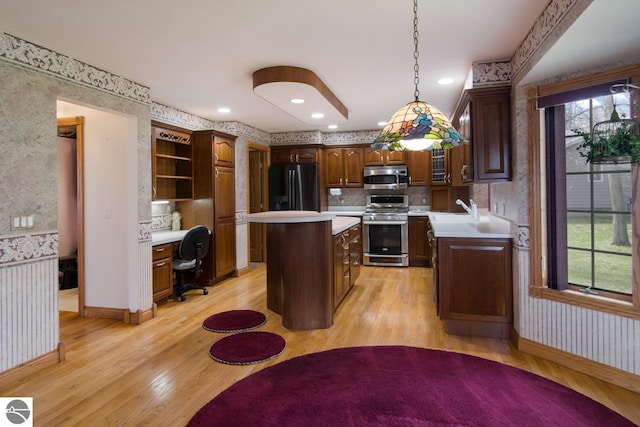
[542,86,634,301]
[545,93,632,300]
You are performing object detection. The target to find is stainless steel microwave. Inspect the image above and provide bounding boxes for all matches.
[363,165,408,190]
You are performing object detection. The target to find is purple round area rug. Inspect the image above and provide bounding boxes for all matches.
[209,331,285,365]
[189,346,635,427]
[202,310,266,333]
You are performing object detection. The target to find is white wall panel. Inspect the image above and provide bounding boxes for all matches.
[0,258,58,371]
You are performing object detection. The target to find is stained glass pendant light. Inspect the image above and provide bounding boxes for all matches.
[372,0,465,151]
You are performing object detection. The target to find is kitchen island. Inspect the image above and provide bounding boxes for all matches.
[246,211,359,330]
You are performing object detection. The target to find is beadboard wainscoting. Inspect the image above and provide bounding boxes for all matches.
[515,245,640,381]
[0,257,59,371]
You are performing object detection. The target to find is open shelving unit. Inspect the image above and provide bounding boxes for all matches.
[152,127,193,201]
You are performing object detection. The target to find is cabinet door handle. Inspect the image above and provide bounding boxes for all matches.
[214,153,219,163]
[445,173,451,184]
[461,164,467,179]
[156,261,166,267]
[345,178,349,186]
[340,178,343,186]
[215,168,219,178]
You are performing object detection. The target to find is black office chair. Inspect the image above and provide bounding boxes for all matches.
[172,225,211,301]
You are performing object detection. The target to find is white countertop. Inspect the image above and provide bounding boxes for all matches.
[427,212,513,239]
[245,211,359,236]
[332,216,360,235]
[152,229,189,245]
[246,211,336,223]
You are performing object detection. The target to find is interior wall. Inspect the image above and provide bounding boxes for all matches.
[57,136,78,257]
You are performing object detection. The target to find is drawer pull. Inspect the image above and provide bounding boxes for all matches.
[155,247,165,252]
[156,261,166,267]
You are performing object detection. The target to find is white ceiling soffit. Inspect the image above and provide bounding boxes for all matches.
[253,66,348,127]
[521,0,640,85]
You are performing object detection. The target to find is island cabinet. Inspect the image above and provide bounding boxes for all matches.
[436,237,512,338]
[349,222,361,286]
[263,217,334,330]
[151,125,193,201]
[152,243,174,304]
[325,147,364,188]
[408,216,431,267]
[333,229,351,309]
[365,148,406,166]
[332,222,362,310]
[182,129,237,284]
[450,86,511,183]
[271,145,321,164]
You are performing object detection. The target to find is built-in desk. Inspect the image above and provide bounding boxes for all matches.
[151,230,188,304]
[246,211,353,330]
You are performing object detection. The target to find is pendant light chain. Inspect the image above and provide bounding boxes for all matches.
[413,0,420,102]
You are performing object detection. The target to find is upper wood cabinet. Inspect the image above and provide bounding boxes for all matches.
[406,151,430,186]
[151,126,193,201]
[428,148,451,187]
[271,146,320,164]
[365,148,406,166]
[325,147,364,188]
[451,86,511,182]
[214,135,235,167]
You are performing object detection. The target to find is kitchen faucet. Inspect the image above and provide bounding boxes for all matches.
[456,199,479,220]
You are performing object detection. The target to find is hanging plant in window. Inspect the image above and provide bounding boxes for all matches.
[573,83,640,165]
[574,108,640,164]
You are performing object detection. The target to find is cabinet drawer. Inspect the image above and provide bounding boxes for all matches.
[152,243,173,261]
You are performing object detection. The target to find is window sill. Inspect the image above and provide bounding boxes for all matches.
[529,286,639,320]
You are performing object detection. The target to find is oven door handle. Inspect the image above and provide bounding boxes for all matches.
[363,220,408,225]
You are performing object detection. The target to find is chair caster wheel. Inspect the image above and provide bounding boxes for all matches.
[180,295,186,302]
[203,289,209,295]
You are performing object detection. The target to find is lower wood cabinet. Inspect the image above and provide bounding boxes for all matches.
[333,223,361,310]
[408,216,431,267]
[152,243,174,304]
[436,237,512,338]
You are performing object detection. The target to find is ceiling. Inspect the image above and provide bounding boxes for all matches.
[1,0,639,134]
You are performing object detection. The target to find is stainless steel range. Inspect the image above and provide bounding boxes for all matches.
[362,194,409,267]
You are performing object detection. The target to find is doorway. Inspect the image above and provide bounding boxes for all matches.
[57,116,85,315]
[248,143,269,264]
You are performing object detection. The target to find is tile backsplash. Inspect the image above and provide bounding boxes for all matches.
[151,202,174,231]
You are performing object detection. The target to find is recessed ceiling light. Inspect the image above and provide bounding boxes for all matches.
[377,121,387,127]
[328,124,338,129]
[438,77,454,85]
[290,98,305,104]
[311,113,324,119]
[218,107,231,113]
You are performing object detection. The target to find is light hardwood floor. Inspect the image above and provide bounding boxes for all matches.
[2,264,639,426]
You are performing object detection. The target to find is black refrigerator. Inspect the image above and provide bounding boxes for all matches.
[268,163,320,211]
